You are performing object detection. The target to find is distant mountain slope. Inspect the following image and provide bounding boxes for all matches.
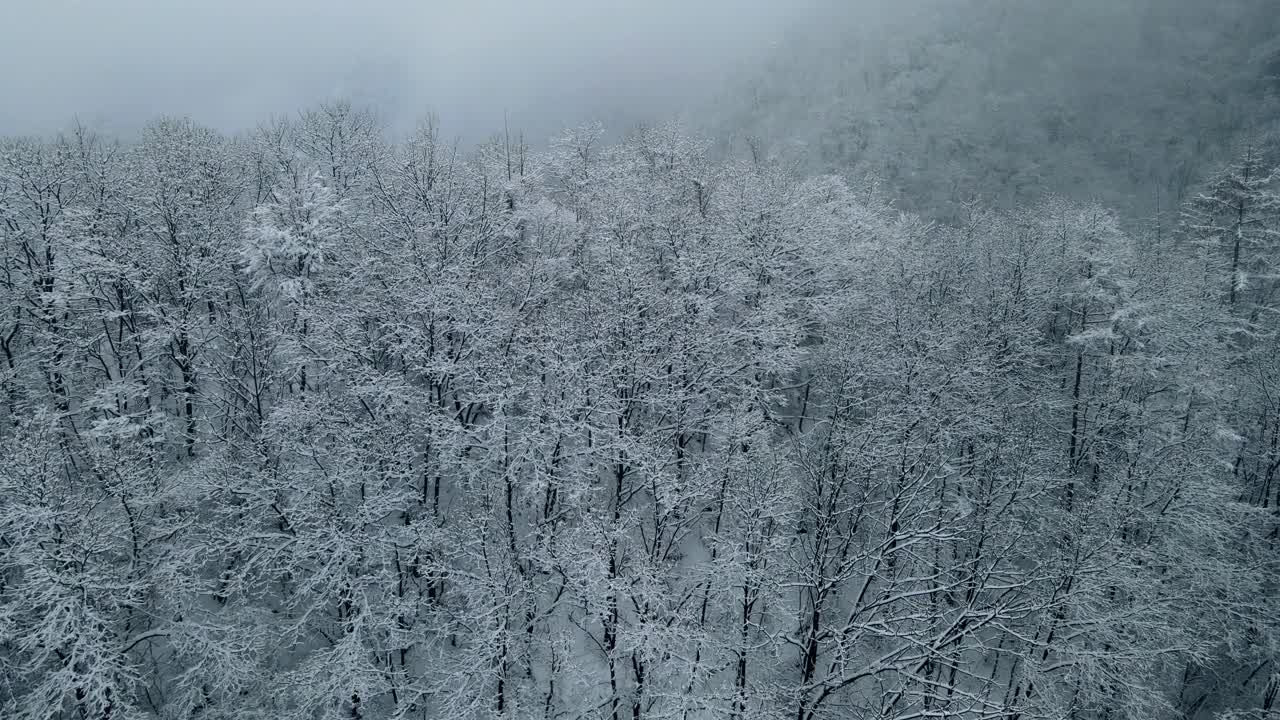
[714,0,1280,220]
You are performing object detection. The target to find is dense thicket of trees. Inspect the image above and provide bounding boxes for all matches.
[1,105,1276,720]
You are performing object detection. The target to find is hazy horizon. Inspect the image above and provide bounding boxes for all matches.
[1,0,826,141]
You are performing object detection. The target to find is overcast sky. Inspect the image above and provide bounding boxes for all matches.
[1,0,820,141]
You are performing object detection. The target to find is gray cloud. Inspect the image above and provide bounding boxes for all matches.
[1,0,817,141]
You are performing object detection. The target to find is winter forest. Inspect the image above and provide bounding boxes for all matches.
[1,1,1279,719]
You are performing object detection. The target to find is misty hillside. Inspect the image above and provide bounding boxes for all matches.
[719,0,1280,218]
[2,4,1279,720]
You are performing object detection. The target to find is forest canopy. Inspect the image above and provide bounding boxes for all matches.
[1,2,1279,720]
